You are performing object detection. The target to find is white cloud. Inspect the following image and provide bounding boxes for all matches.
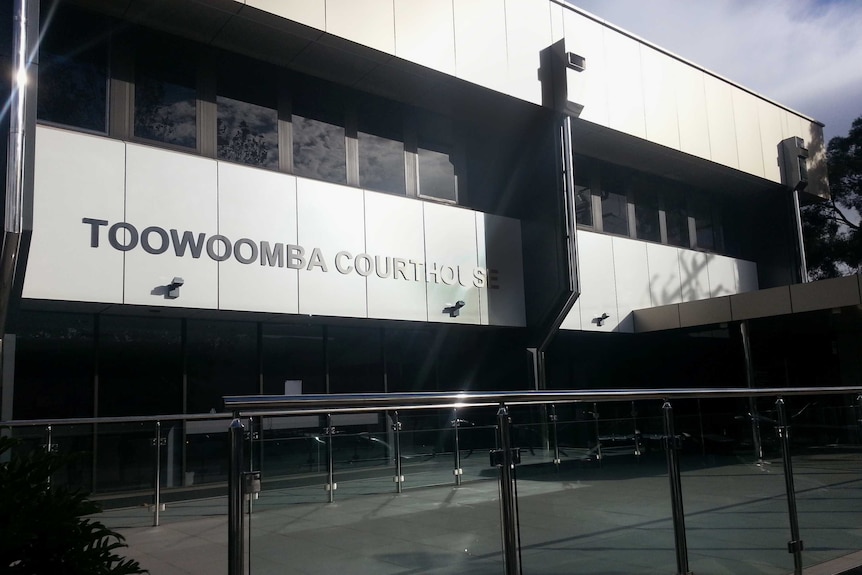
[568,0,862,140]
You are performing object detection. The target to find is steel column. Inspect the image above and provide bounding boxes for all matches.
[228,418,245,575]
[663,401,692,575]
[496,404,522,575]
[776,398,804,575]
[392,411,404,493]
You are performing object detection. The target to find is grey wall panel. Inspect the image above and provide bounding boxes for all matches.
[647,242,682,306]
[733,90,765,178]
[640,45,681,151]
[603,30,646,139]
[394,0,456,75]
[563,10,609,126]
[325,0,396,55]
[453,0,509,94]
[504,0,552,105]
[703,74,739,170]
[364,192,428,321]
[217,163,299,314]
[611,236,651,333]
[24,127,125,303]
[296,179,368,318]
[576,231,618,331]
[678,296,731,328]
[480,212,526,327]
[245,0,325,30]
[124,144,219,309]
[423,202,482,324]
[790,275,861,313]
[706,253,739,297]
[730,285,791,320]
[678,249,709,303]
[674,63,711,160]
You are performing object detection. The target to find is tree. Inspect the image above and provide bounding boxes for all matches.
[0,436,147,574]
[802,116,862,279]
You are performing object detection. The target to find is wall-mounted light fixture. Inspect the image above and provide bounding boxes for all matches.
[592,312,609,327]
[443,301,466,318]
[166,277,184,299]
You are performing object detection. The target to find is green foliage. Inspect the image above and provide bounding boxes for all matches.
[802,116,862,279]
[0,436,147,574]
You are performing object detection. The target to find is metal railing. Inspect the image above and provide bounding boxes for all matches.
[224,386,862,575]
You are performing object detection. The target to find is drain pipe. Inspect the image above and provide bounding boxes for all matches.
[1,0,38,337]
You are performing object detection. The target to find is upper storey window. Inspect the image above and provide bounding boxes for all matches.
[292,85,347,184]
[37,6,108,133]
[418,145,456,202]
[358,101,405,196]
[216,54,278,170]
[599,171,629,236]
[133,34,197,149]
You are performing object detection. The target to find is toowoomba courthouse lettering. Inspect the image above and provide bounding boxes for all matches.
[82,218,499,288]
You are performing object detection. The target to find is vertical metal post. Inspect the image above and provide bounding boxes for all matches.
[741,321,764,462]
[856,394,862,443]
[631,401,642,457]
[228,418,245,575]
[496,404,522,575]
[592,403,602,463]
[453,408,463,486]
[392,411,404,493]
[325,414,336,502]
[792,189,809,283]
[153,421,162,527]
[776,397,804,575]
[662,401,692,575]
[45,425,53,490]
[550,404,561,467]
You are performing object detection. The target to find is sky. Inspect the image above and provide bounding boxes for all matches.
[568,0,862,142]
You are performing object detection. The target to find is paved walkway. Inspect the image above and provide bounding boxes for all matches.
[101,452,862,574]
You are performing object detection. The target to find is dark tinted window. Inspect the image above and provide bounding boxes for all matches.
[634,186,660,242]
[418,145,456,201]
[600,172,629,236]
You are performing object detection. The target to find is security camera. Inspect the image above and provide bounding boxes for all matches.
[443,300,467,318]
[167,277,184,299]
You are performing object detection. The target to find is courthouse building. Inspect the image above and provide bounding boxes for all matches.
[2,0,859,489]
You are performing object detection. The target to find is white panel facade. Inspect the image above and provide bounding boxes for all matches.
[453,0,509,94]
[423,202,481,324]
[560,298,582,330]
[549,2,565,43]
[706,253,739,297]
[674,64,711,160]
[647,243,682,306]
[245,0,325,29]
[217,163,299,314]
[124,144,219,309]
[640,46,681,151]
[481,213,527,326]
[703,74,739,169]
[364,192,428,321]
[576,232,618,331]
[296,179,367,318]
[611,236,651,333]
[325,0,396,55]
[393,0,456,75]
[757,98,784,183]
[732,90,765,178]
[24,127,125,303]
[678,249,710,302]
[504,0,551,105]
[563,10,609,126]
[603,31,646,139]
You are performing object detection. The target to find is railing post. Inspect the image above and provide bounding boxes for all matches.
[152,421,166,527]
[228,418,245,575]
[452,408,463,486]
[662,400,692,575]
[550,404,561,467]
[776,397,804,575]
[325,414,336,502]
[741,320,764,462]
[493,403,522,575]
[856,394,862,443]
[592,403,602,463]
[44,425,53,490]
[392,411,404,493]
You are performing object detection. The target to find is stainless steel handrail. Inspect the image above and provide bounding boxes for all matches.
[224,386,862,415]
[0,412,234,428]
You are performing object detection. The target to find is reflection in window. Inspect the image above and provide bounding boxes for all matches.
[692,198,715,250]
[359,132,405,195]
[217,96,278,169]
[418,147,456,201]
[601,179,629,236]
[328,327,383,393]
[664,188,689,247]
[262,324,325,395]
[634,188,660,242]
[574,156,593,227]
[293,116,346,183]
[134,63,197,148]
[37,7,108,132]
[187,320,258,413]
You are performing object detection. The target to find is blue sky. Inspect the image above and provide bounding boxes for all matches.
[569,0,862,142]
